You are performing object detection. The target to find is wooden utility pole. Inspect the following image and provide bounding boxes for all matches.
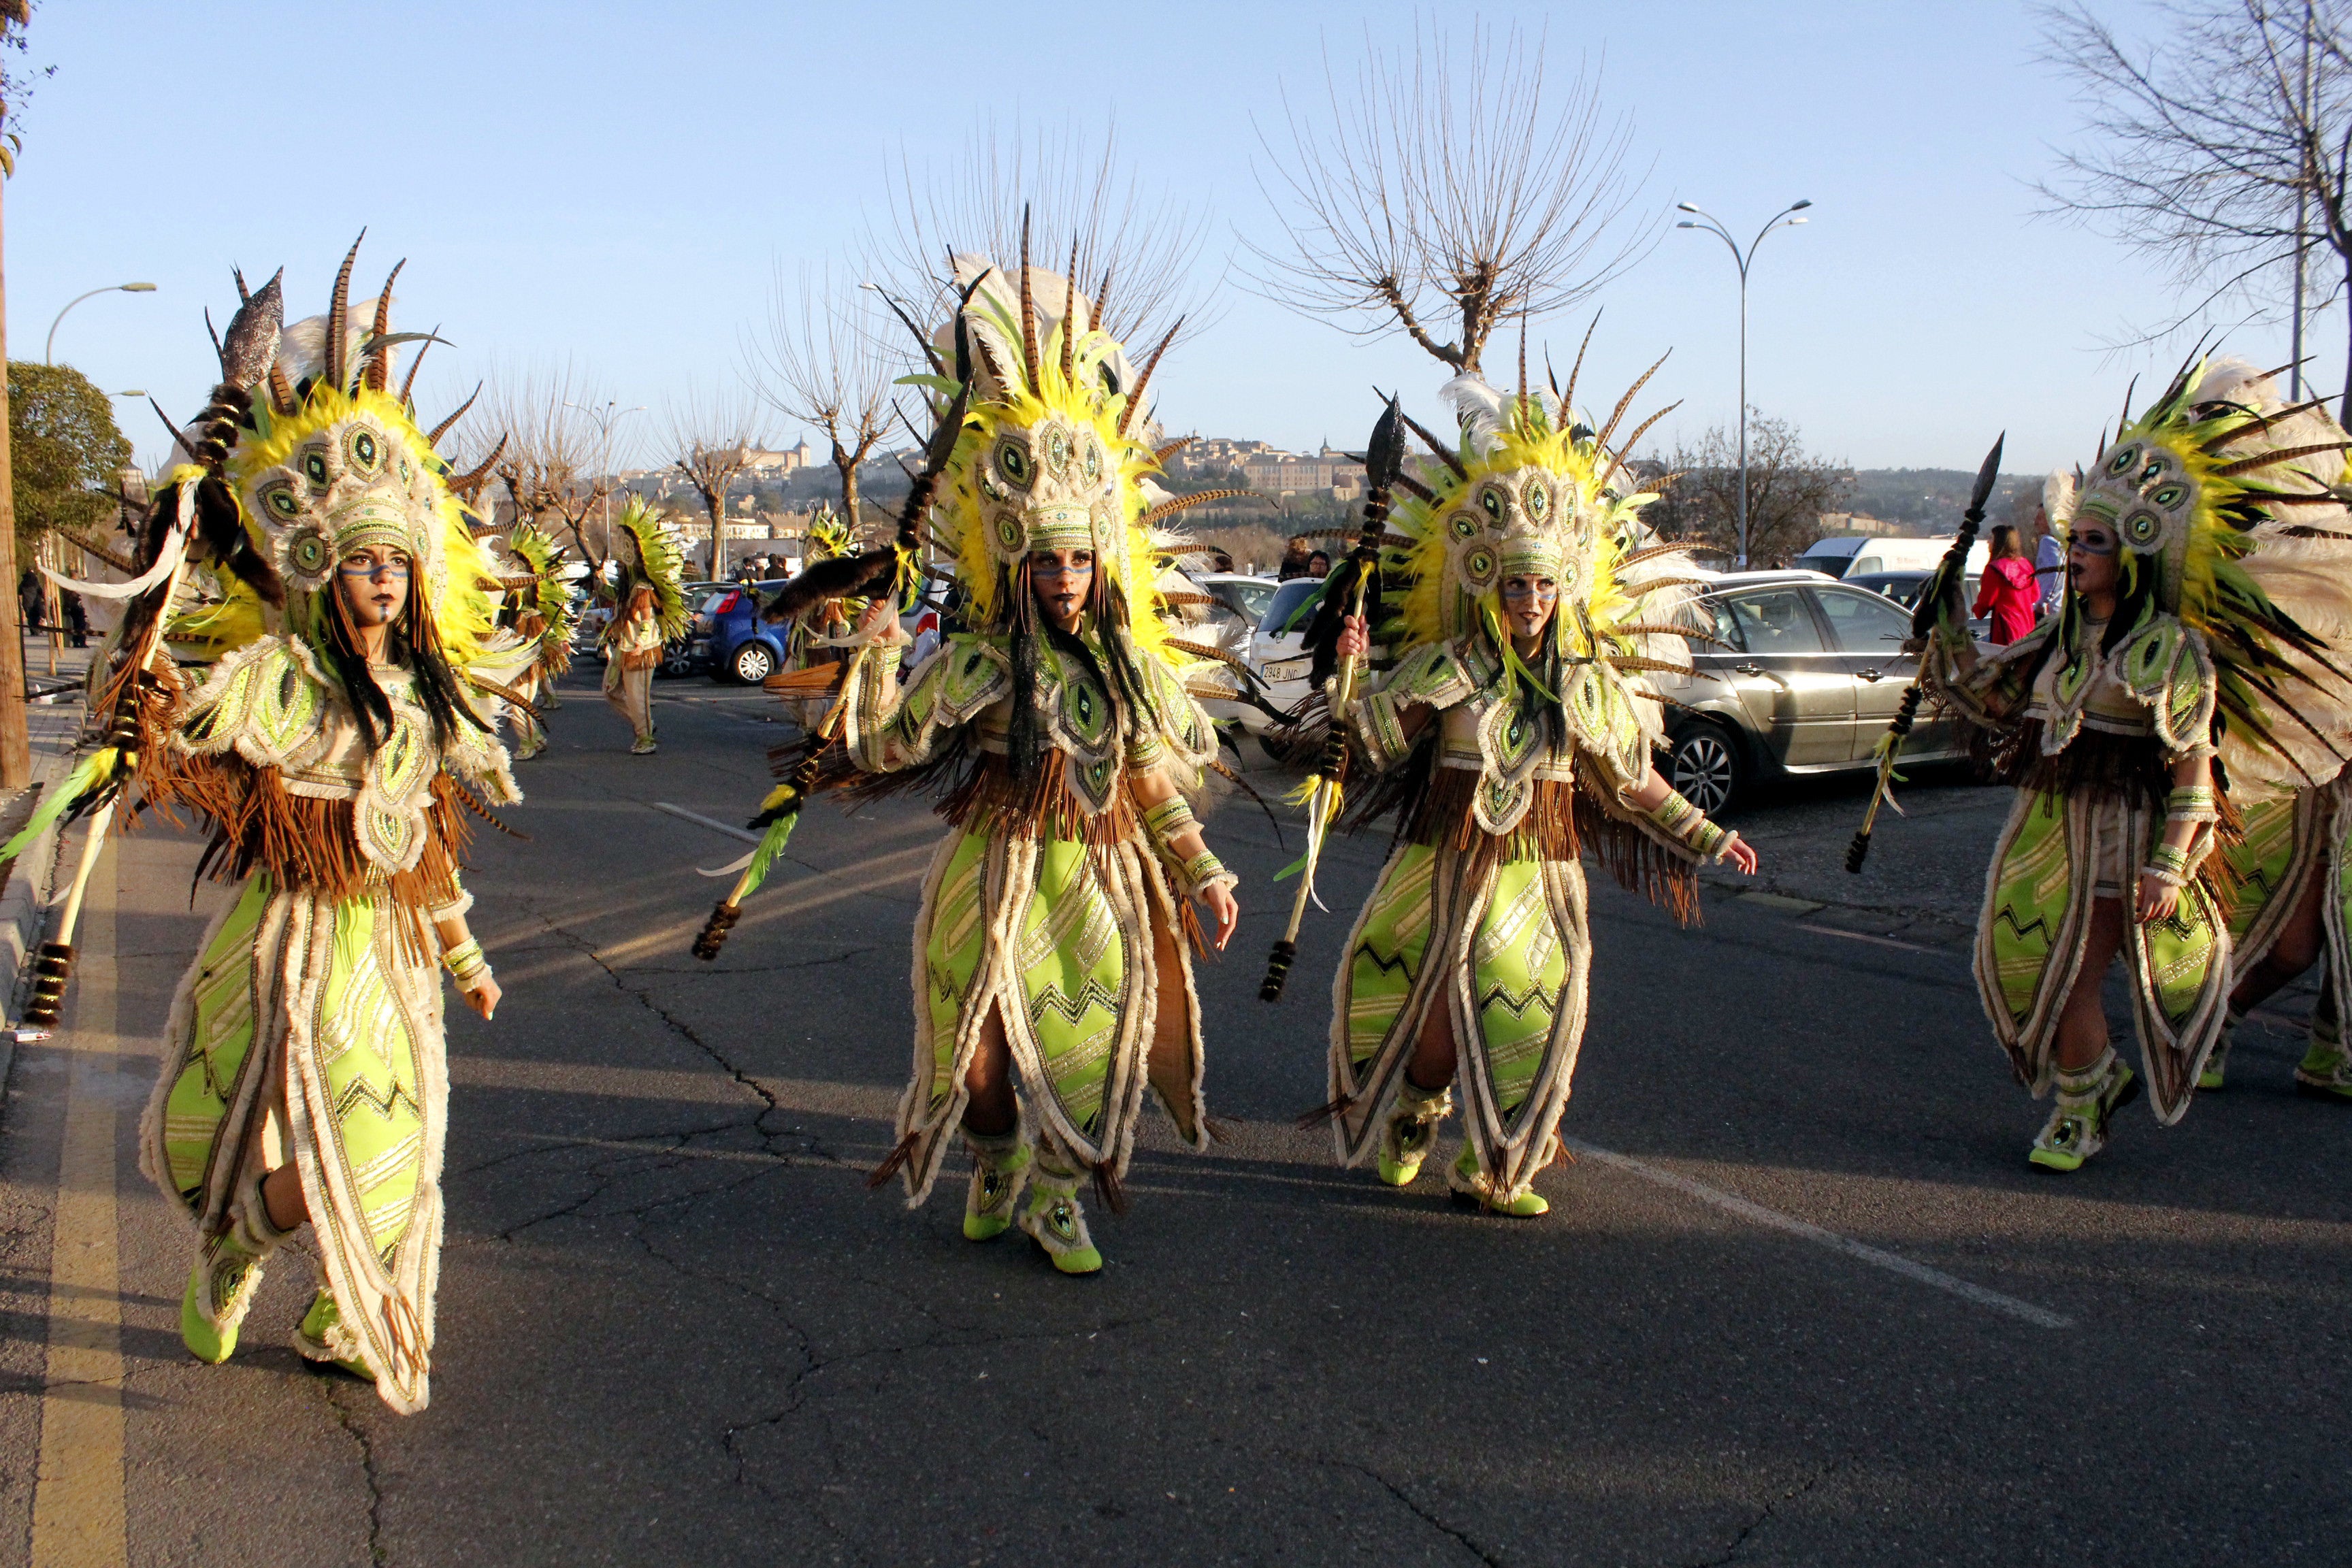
[0,165,30,787]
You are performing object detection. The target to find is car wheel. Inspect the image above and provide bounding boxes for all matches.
[731,642,777,684]
[1667,722,1743,815]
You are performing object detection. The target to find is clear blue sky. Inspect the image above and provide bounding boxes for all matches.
[6,0,2303,480]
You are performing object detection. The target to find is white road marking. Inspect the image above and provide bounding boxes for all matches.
[653,802,760,844]
[1563,1138,2071,1330]
[1794,923,1945,956]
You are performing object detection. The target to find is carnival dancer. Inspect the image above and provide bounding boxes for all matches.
[600,500,687,755]
[773,504,860,730]
[1921,357,2352,1171]
[2188,376,2352,1101]
[830,247,1243,1276]
[30,244,521,1414]
[493,522,581,761]
[1317,370,1759,1217]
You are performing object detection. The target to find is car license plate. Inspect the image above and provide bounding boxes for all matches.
[1265,657,1311,682]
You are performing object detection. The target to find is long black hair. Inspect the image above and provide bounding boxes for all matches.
[319,558,491,757]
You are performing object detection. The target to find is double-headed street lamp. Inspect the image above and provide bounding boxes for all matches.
[1676,200,1811,567]
[46,281,157,365]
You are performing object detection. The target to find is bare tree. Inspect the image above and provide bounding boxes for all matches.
[1645,413,1853,568]
[747,264,894,528]
[1247,18,1656,374]
[659,385,762,574]
[868,120,1211,366]
[463,365,618,568]
[2038,1,2352,419]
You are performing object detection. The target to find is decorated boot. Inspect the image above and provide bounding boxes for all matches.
[2029,1047,2141,1172]
[2296,994,2352,1100]
[1376,1077,1452,1187]
[962,1125,1032,1241]
[180,1175,294,1364]
[1019,1147,1102,1275]
[1447,1141,1550,1218]
[292,1286,373,1379]
[2200,1008,2238,1092]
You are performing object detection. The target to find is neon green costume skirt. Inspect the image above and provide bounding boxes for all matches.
[139,874,451,1413]
[888,823,1207,1205]
[1974,788,2227,1123]
[1326,840,1592,1203]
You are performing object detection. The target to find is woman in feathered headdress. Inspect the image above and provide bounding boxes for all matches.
[27,240,523,1412]
[2180,366,2352,1104]
[1317,363,1759,1215]
[1921,357,2352,1169]
[834,241,1241,1275]
[600,500,688,754]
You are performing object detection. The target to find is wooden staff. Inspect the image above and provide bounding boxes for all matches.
[1846,433,2005,874]
[1262,397,1406,1002]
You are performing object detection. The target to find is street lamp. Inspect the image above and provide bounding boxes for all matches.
[46,282,157,365]
[1676,199,1811,567]
[566,399,645,549]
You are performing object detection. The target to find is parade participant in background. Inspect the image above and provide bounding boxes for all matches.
[1972,523,2042,644]
[1317,366,1758,1216]
[28,246,523,1413]
[2196,376,2352,1102]
[836,246,1242,1275]
[772,504,862,729]
[600,500,687,755]
[1921,358,2352,1171]
[489,521,581,761]
[2034,473,2071,615]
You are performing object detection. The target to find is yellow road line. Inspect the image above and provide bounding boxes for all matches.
[29,836,127,1568]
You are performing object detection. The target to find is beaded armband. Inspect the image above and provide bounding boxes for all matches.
[1646,792,1733,861]
[2142,841,2193,888]
[1177,849,1237,899]
[441,938,491,985]
[2164,785,2219,825]
[1142,796,1200,853]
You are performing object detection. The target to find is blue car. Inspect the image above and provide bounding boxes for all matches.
[687,581,788,683]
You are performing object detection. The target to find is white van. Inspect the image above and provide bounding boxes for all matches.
[1797,535,1989,579]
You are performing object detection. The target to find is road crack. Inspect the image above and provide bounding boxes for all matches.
[1331,1460,1505,1566]
[1687,1461,1835,1567]
[318,1375,387,1565]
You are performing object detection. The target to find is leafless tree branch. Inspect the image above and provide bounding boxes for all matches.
[745,263,896,532]
[1244,18,1658,374]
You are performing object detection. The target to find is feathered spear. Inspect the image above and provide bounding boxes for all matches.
[1262,395,1405,1001]
[3,272,287,1027]
[1846,432,2005,874]
[690,287,979,961]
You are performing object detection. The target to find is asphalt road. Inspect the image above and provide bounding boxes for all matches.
[0,668,2345,1567]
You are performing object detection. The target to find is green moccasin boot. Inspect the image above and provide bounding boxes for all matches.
[2200,1010,2238,1092]
[1447,1143,1550,1218]
[180,1179,293,1365]
[1019,1152,1102,1275]
[2030,1047,2140,1172]
[292,1288,374,1379]
[962,1127,1032,1242]
[2296,1000,2352,1100]
[1376,1078,1452,1188]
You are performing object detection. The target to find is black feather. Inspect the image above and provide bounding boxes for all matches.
[759,551,896,623]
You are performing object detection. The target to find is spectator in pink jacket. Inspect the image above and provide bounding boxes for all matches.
[1972,524,2041,644]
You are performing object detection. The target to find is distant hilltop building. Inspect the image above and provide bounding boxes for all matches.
[740,440,816,477]
[1239,442,1369,500]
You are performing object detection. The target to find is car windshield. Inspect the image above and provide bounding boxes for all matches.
[1213,579,1278,625]
[1262,578,1322,638]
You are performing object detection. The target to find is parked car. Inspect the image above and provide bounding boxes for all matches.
[1651,570,1974,813]
[1188,574,1342,762]
[1795,534,1993,581]
[687,580,787,683]
[1846,570,1995,642]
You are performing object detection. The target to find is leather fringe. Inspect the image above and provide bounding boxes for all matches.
[940,755,1139,847]
[1092,1160,1128,1216]
[866,1130,919,1190]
